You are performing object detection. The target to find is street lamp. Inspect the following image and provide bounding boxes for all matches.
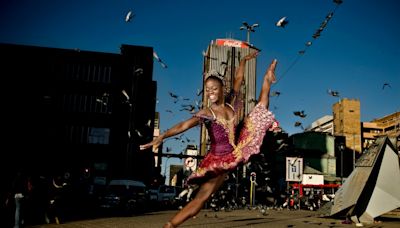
[240,21,259,44]
[338,143,345,184]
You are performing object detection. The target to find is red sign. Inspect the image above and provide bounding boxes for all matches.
[216,39,250,48]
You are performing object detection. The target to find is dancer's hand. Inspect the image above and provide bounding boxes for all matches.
[140,136,163,150]
[243,51,259,61]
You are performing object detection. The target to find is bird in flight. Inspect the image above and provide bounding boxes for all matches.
[293,110,307,118]
[294,121,304,130]
[248,98,258,104]
[327,89,340,97]
[271,91,281,97]
[180,104,196,113]
[125,10,134,22]
[276,17,289,28]
[333,0,343,5]
[382,82,391,90]
[153,51,168,68]
[196,88,203,96]
[168,92,180,103]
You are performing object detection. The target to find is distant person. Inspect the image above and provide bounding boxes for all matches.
[140,51,280,228]
[47,175,67,224]
[176,167,195,203]
[8,171,30,228]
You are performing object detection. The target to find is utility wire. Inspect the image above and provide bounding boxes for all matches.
[274,1,343,86]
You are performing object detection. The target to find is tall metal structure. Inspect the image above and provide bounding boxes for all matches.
[199,38,259,157]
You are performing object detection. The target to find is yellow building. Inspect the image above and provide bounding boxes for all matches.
[362,111,400,149]
[333,98,362,154]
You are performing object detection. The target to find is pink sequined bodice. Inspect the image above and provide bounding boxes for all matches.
[206,119,236,155]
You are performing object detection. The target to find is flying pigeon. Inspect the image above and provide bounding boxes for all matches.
[271,91,281,97]
[195,100,203,110]
[153,51,168,68]
[294,121,302,127]
[135,129,143,137]
[333,0,343,5]
[168,92,179,103]
[382,82,391,90]
[248,98,258,104]
[146,119,152,127]
[180,104,196,113]
[121,89,130,104]
[125,10,134,22]
[134,68,143,75]
[276,17,289,28]
[294,121,305,129]
[196,88,203,96]
[327,89,340,97]
[293,111,307,118]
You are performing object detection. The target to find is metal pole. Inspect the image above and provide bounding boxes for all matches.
[250,180,253,207]
[353,134,356,170]
[341,147,343,184]
[235,167,239,200]
[164,157,171,185]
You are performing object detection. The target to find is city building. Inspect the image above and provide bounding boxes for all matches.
[333,98,362,154]
[1,43,157,187]
[362,111,400,149]
[302,98,399,184]
[305,115,333,134]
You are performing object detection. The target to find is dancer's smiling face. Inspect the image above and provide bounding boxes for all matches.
[205,76,224,104]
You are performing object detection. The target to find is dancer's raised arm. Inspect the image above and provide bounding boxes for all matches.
[232,51,258,93]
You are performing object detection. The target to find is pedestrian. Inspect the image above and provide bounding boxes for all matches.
[8,171,30,228]
[46,174,67,224]
[140,51,279,228]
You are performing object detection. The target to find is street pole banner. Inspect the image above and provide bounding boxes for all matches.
[286,157,303,182]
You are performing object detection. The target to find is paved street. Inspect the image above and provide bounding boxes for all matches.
[27,208,399,228]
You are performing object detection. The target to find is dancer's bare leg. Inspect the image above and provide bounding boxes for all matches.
[164,173,227,228]
[258,59,277,109]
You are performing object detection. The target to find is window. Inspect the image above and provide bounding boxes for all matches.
[88,127,110,144]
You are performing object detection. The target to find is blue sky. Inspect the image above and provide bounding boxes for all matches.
[1,0,399,179]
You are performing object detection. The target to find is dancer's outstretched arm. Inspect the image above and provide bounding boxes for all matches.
[258,59,277,109]
[139,112,203,151]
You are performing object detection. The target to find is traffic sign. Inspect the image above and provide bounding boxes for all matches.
[286,157,303,182]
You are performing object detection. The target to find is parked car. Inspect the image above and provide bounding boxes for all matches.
[98,179,147,213]
[147,185,180,209]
